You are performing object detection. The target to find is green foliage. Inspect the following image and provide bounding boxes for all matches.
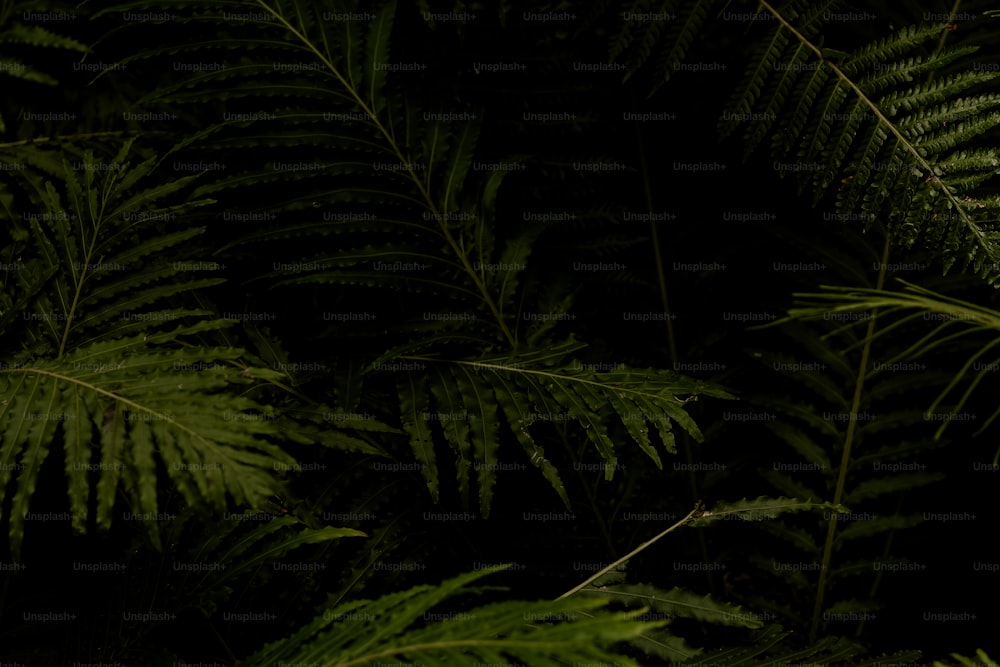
[785,278,1000,444]
[554,497,846,663]
[79,0,733,519]
[677,624,923,667]
[1,0,997,663]
[0,320,292,555]
[719,309,951,630]
[0,138,318,557]
[934,649,999,667]
[240,566,665,667]
[597,0,1000,285]
[686,495,850,527]
[0,2,90,132]
[712,272,960,627]
[607,0,727,95]
[395,342,732,515]
[719,6,1000,284]
[578,579,760,661]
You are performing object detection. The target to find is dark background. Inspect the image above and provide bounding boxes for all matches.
[1,0,998,663]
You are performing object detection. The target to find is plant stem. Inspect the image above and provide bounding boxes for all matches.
[557,503,703,600]
[931,0,964,63]
[808,229,891,643]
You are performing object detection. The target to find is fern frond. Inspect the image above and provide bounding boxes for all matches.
[787,280,1000,440]
[843,471,945,504]
[766,419,834,470]
[676,622,889,666]
[0,19,90,124]
[186,514,364,592]
[0,321,304,557]
[579,581,763,628]
[833,514,923,546]
[363,0,394,117]
[759,467,822,501]
[389,343,732,515]
[479,231,532,311]
[755,519,823,554]
[0,23,88,53]
[488,360,571,508]
[688,496,848,527]
[934,649,998,667]
[570,605,704,663]
[240,567,663,667]
[94,0,521,343]
[396,370,439,503]
[607,0,725,96]
[724,8,1000,284]
[0,138,219,355]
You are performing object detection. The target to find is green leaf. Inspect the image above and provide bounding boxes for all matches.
[396,372,438,502]
[579,582,764,628]
[452,364,500,517]
[364,0,395,117]
[0,24,89,52]
[689,496,849,528]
